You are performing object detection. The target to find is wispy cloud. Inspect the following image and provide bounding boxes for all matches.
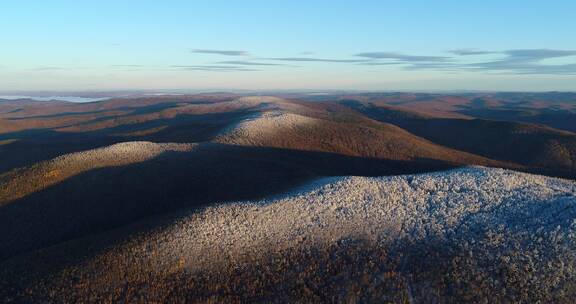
[460,49,576,75]
[355,52,450,62]
[359,49,576,75]
[171,65,258,72]
[357,61,408,66]
[504,49,576,60]
[266,57,367,63]
[125,48,576,75]
[191,49,249,56]
[216,60,289,66]
[449,49,497,56]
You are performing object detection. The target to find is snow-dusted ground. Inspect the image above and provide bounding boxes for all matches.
[36,166,576,302]
[215,111,318,145]
[147,166,576,269]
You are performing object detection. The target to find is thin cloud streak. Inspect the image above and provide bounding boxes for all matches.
[363,49,576,75]
[216,61,289,66]
[171,65,259,72]
[266,57,367,63]
[449,49,497,56]
[459,49,576,75]
[504,49,576,60]
[191,49,249,56]
[355,52,450,62]
[357,62,407,66]
[157,48,576,75]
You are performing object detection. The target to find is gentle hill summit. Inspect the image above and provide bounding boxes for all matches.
[2,167,575,303]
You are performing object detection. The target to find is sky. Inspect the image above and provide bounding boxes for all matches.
[1,0,576,92]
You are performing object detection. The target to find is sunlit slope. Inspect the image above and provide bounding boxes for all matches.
[216,111,506,166]
[0,141,196,205]
[2,167,575,303]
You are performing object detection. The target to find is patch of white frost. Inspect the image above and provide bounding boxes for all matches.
[214,112,318,145]
[110,167,575,281]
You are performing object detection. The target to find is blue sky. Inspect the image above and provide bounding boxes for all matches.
[1,1,576,91]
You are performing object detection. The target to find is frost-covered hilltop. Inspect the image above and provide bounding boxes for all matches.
[9,166,576,303]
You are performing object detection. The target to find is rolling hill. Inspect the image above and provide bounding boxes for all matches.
[0,93,575,302]
[1,167,575,303]
[340,98,576,178]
